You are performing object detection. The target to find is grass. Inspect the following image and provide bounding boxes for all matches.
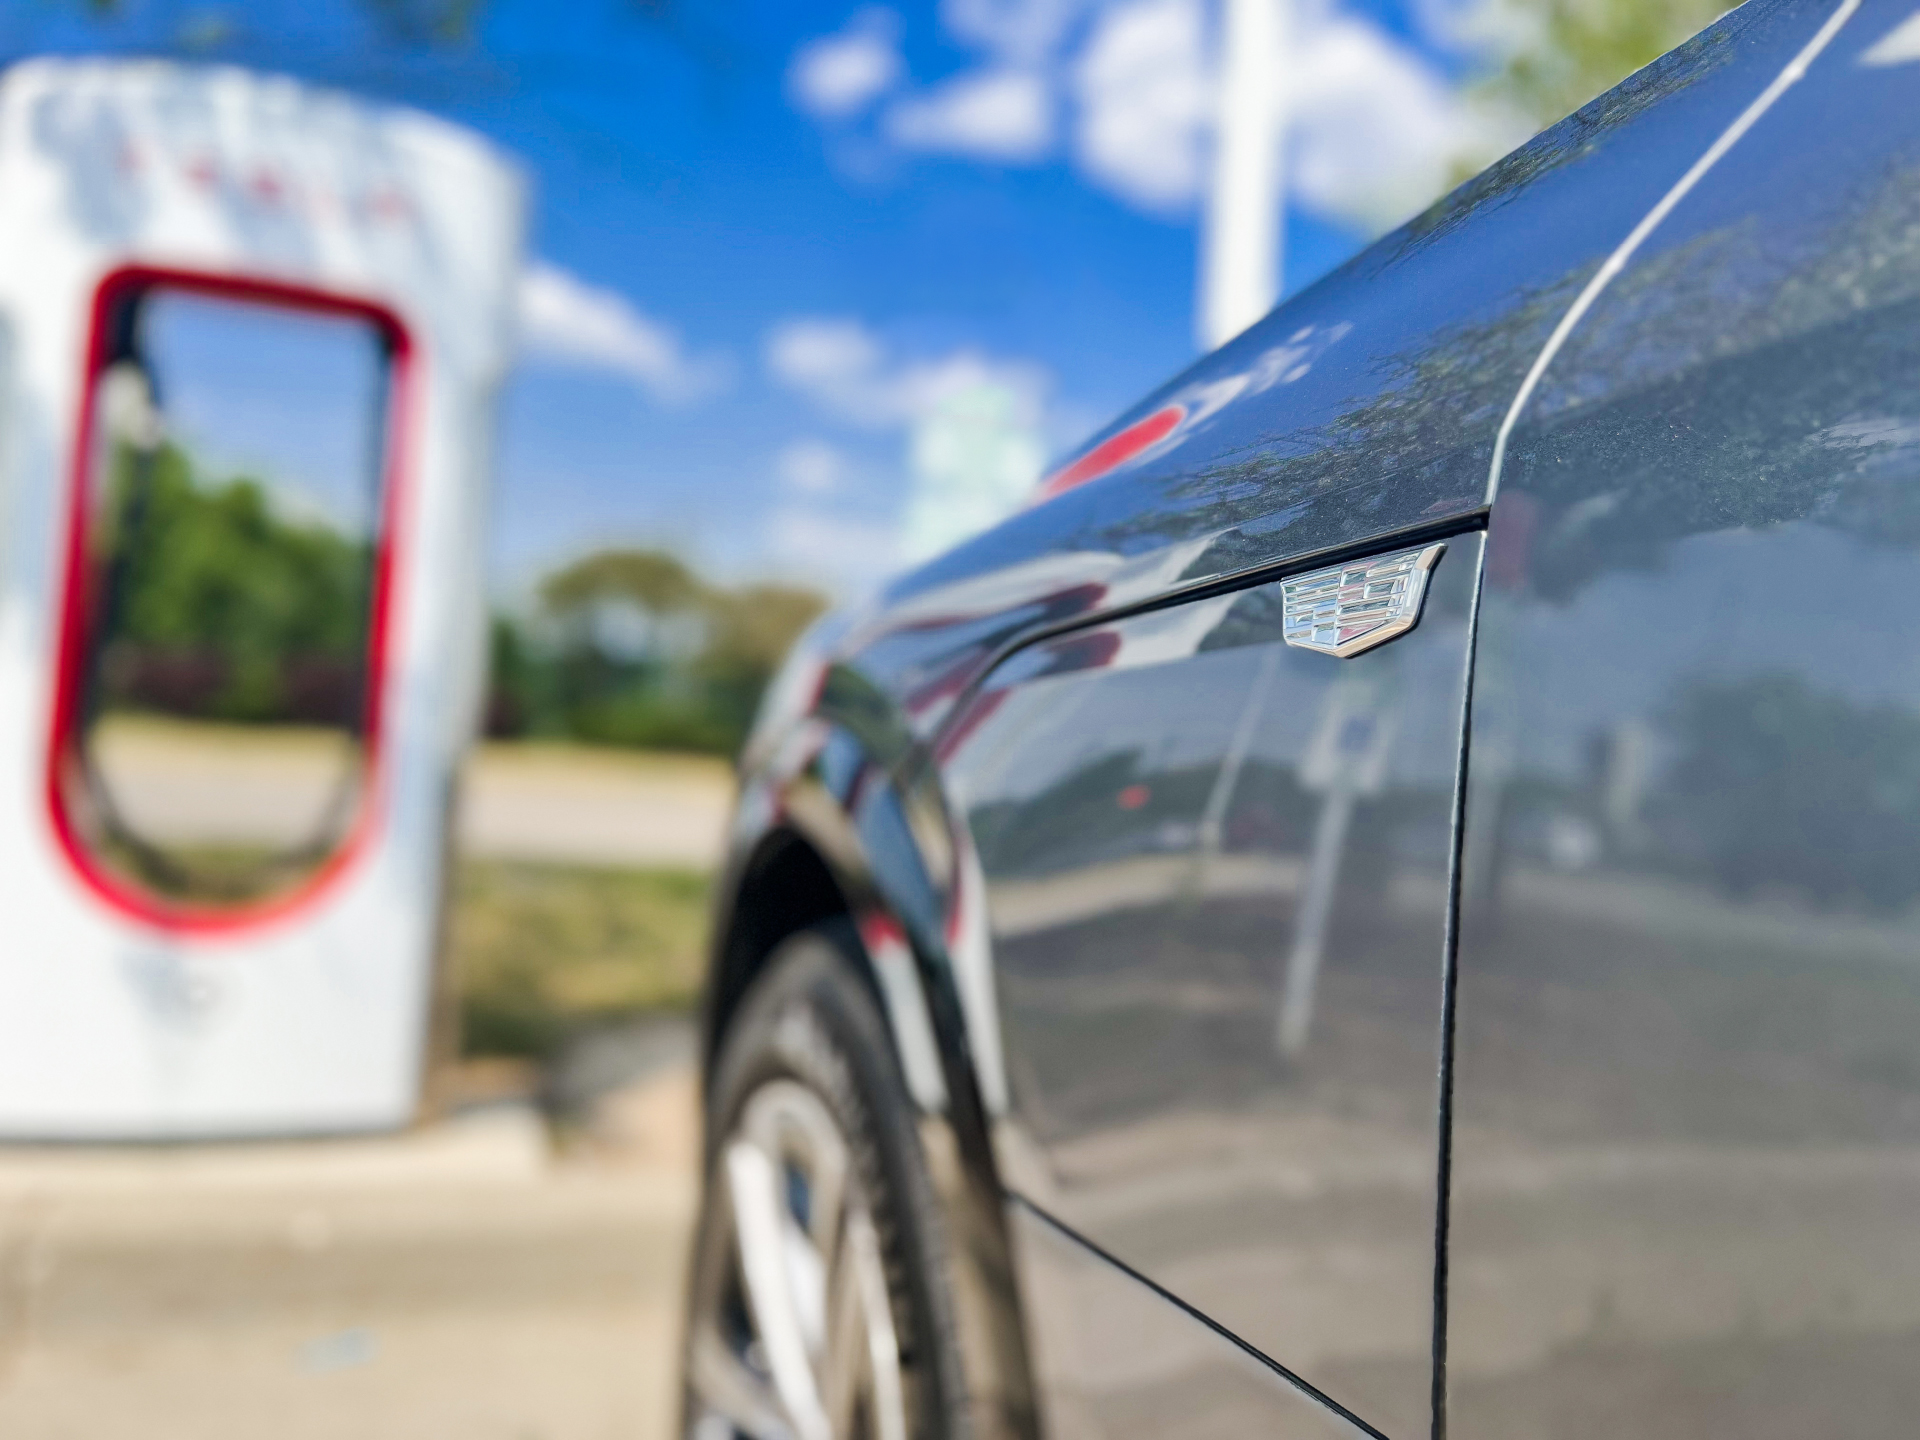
[448,858,714,1059]
[74,720,726,1060]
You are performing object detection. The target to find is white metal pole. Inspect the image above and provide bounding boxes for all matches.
[1199,0,1287,352]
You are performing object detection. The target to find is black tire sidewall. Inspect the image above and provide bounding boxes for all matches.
[699,923,969,1440]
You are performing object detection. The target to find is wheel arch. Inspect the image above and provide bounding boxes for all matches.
[701,790,1044,1439]
[702,824,854,1082]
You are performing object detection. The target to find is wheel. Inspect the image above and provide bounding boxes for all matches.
[682,924,969,1440]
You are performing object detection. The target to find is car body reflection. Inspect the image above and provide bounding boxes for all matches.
[944,539,1480,1438]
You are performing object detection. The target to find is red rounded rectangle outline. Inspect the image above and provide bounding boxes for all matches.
[46,263,420,936]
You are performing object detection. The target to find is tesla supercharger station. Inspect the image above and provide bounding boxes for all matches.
[0,59,524,1137]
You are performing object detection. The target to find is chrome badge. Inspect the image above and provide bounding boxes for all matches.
[1281,542,1446,658]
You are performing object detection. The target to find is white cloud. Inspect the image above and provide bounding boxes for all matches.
[790,0,1523,239]
[765,316,1051,431]
[766,317,1059,565]
[789,9,905,119]
[517,260,728,403]
[777,438,850,496]
[794,3,1068,167]
[1863,11,1920,67]
[1070,0,1517,232]
[885,67,1053,162]
[765,503,904,595]
[1409,0,1546,61]
[1290,12,1519,233]
[1070,0,1209,215]
[764,317,887,419]
[901,381,1048,560]
[941,0,1089,65]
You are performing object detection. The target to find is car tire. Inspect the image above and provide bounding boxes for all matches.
[681,923,969,1440]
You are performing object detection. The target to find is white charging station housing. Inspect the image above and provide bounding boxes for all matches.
[0,59,523,1138]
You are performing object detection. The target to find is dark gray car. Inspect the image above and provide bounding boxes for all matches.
[682,3,1920,1436]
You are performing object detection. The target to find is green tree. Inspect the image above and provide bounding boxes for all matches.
[696,583,831,742]
[489,548,828,756]
[97,442,372,724]
[539,548,706,616]
[1478,0,1731,128]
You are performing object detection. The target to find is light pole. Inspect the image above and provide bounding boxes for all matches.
[1199,0,1288,352]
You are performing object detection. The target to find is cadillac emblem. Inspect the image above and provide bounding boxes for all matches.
[1281,543,1446,658]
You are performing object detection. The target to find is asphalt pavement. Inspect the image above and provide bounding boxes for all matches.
[0,1038,702,1440]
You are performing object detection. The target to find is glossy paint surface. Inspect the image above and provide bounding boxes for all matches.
[1009,1202,1374,1440]
[835,0,1832,744]
[707,7,1920,1439]
[944,536,1480,1438]
[1450,7,1920,1434]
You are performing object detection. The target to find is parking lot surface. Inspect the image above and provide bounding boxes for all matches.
[0,1064,700,1440]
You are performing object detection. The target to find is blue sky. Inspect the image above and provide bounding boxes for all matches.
[4,0,1527,601]
[145,292,389,532]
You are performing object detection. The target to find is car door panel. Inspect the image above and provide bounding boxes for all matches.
[943,534,1481,1438]
[1009,1200,1379,1440]
[1449,12,1920,1433]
